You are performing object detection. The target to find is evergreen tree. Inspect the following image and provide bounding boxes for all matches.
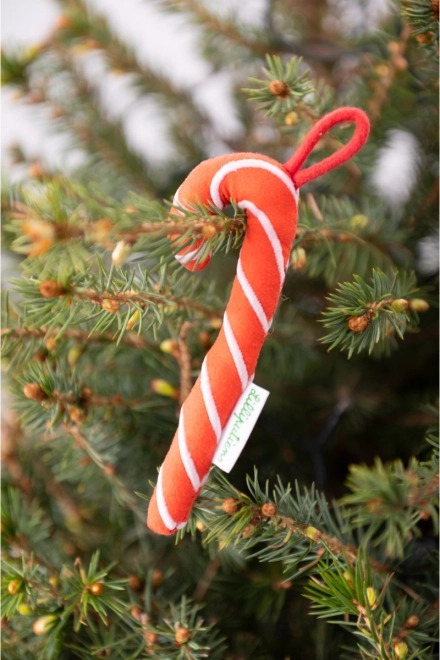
[1,1,438,658]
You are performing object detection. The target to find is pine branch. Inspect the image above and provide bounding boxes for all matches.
[368,23,412,123]
[293,195,412,285]
[341,455,439,558]
[65,425,145,523]
[52,46,157,195]
[9,260,223,346]
[243,55,314,117]
[1,326,158,351]
[4,179,245,292]
[161,0,358,63]
[399,0,439,51]
[320,270,428,357]
[2,544,226,659]
[181,468,390,576]
[51,0,229,160]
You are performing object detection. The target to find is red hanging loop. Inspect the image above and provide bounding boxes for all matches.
[284,107,370,188]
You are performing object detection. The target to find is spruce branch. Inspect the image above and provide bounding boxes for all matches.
[2,417,85,532]
[368,23,412,123]
[291,194,412,286]
[2,545,226,659]
[293,196,411,285]
[1,46,43,87]
[1,43,158,195]
[1,326,158,352]
[1,488,57,569]
[183,468,390,576]
[305,551,437,660]
[319,270,427,357]
[4,179,245,268]
[10,260,223,346]
[161,0,356,63]
[65,425,145,523]
[399,0,439,51]
[243,55,314,117]
[341,455,439,558]
[50,0,233,160]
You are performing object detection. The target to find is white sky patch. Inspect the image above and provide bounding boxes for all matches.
[370,130,421,208]
[417,233,439,276]
[123,98,176,165]
[324,0,392,36]
[1,89,87,177]
[86,0,210,88]
[1,0,58,46]
[77,51,175,165]
[2,0,244,173]
[203,0,268,28]
[193,71,244,141]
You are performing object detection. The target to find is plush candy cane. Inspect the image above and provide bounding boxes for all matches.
[147,107,370,535]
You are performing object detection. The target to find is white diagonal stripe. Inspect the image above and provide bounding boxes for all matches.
[238,200,285,286]
[172,186,191,211]
[178,407,200,492]
[223,312,248,391]
[201,358,222,441]
[174,245,202,265]
[237,257,270,334]
[209,158,299,209]
[156,465,177,531]
[175,244,213,267]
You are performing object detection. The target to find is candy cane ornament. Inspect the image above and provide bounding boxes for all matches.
[147,107,370,535]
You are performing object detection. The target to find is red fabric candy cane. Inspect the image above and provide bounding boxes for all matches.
[147,107,370,535]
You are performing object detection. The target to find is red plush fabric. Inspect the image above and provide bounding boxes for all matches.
[147,108,370,535]
[284,107,370,187]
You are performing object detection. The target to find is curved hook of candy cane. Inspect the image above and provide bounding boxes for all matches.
[284,107,370,188]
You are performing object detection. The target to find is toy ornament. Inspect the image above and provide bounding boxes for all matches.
[147,107,370,535]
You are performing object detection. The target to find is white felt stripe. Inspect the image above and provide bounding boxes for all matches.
[174,246,202,265]
[237,257,270,334]
[172,186,192,212]
[178,407,200,492]
[238,200,285,286]
[223,311,248,391]
[156,465,177,531]
[201,358,222,441]
[209,158,299,209]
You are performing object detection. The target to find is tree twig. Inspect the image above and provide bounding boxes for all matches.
[193,558,221,602]
[1,326,158,350]
[177,321,198,406]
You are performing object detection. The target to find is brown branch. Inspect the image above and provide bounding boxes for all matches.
[305,193,324,222]
[1,326,158,350]
[8,199,246,251]
[116,217,245,244]
[2,411,84,525]
[193,558,221,602]
[295,226,410,262]
[177,321,198,406]
[66,425,145,522]
[75,288,220,318]
[50,387,146,412]
[164,0,356,63]
[272,513,390,573]
[1,415,34,501]
[368,23,411,124]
